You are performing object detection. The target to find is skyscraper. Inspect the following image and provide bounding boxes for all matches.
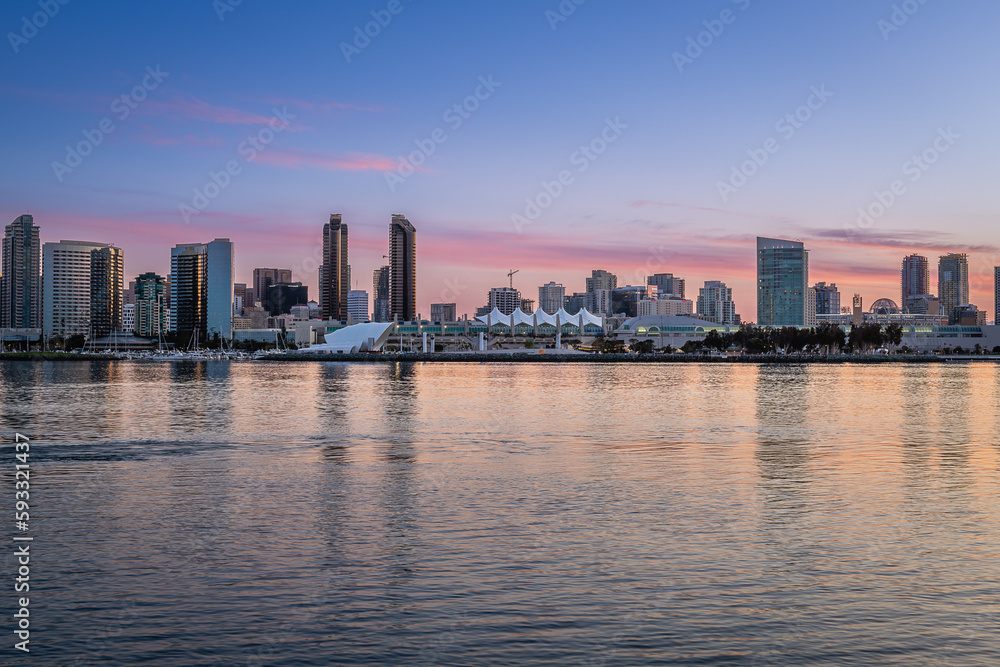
[372,265,390,322]
[901,254,929,306]
[171,245,207,345]
[233,283,247,314]
[586,269,617,293]
[170,238,234,342]
[322,214,349,320]
[647,273,685,299]
[937,253,969,323]
[265,282,308,316]
[347,290,370,323]
[757,237,808,326]
[1,214,41,329]
[252,268,292,307]
[813,282,841,316]
[995,267,1000,326]
[43,240,114,339]
[134,272,167,339]
[89,246,124,337]
[389,214,416,321]
[538,281,565,314]
[696,280,738,325]
[486,287,521,315]
[585,270,616,316]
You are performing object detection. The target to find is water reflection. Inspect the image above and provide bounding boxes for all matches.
[0,360,998,665]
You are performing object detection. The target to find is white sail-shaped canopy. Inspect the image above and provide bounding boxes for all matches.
[477,307,511,327]
[477,307,603,330]
[576,308,604,329]
[511,308,535,327]
[534,310,558,327]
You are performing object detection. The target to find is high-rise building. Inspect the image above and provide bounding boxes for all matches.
[317,265,324,312]
[171,245,207,345]
[901,254,929,306]
[995,267,1000,326]
[586,269,617,293]
[611,286,648,318]
[431,302,456,322]
[89,246,124,337]
[322,214,349,320]
[1,214,41,329]
[805,286,817,326]
[586,288,611,316]
[372,265,390,322]
[170,238,234,342]
[757,237,809,326]
[813,282,841,316]
[43,240,114,339]
[564,292,587,315]
[265,282,308,316]
[389,214,417,321]
[233,283,247,314]
[122,303,135,334]
[252,268,291,307]
[937,253,969,323]
[538,282,565,314]
[647,273,685,299]
[696,280,738,325]
[134,272,167,338]
[486,287,521,315]
[347,290,370,323]
[904,294,940,317]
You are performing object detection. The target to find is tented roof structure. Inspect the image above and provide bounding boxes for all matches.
[476,307,603,329]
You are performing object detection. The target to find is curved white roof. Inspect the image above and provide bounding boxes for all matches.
[300,321,395,353]
[476,307,603,329]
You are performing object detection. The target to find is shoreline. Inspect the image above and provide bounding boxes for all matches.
[2,352,998,364]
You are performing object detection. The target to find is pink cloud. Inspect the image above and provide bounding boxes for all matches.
[133,132,226,147]
[140,94,288,127]
[252,148,397,172]
[252,96,387,113]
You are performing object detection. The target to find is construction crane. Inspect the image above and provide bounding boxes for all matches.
[507,269,519,289]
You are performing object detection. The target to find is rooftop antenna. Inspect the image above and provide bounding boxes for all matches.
[507,269,519,289]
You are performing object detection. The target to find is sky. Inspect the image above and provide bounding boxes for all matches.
[3,0,999,321]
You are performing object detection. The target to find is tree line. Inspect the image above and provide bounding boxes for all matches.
[595,323,1000,355]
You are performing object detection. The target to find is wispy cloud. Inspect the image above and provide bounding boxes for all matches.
[140,93,294,127]
[252,96,387,114]
[252,148,397,172]
[807,227,999,254]
[133,132,226,148]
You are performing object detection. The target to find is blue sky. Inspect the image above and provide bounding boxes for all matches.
[3,0,999,319]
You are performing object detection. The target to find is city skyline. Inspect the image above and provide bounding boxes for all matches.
[7,214,999,327]
[3,2,998,321]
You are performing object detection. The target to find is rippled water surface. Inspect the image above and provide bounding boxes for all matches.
[2,359,1000,665]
